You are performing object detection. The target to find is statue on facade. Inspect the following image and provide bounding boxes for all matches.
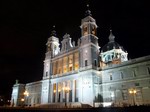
[15,79,19,84]
[73,41,75,47]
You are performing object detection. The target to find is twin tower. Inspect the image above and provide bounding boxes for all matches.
[43,10,100,80]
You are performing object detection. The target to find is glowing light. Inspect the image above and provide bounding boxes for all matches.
[24,91,29,97]
[21,98,24,102]
[63,87,70,93]
[129,89,137,94]
[129,90,133,94]
[58,89,61,92]
[133,90,137,94]
[103,102,112,107]
[110,92,114,98]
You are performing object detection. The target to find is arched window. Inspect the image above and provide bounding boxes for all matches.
[83,26,88,36]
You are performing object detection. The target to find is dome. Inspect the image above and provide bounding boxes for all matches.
[101,30,125,53]
[101,41,124,52]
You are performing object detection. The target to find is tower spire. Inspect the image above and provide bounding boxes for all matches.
[109,29,115,42]
[85,3,92,16]
[51,25,57,37]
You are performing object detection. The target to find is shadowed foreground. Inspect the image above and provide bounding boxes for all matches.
[0,106,150,112]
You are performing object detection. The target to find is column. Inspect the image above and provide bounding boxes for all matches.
[79,50,82,68]
[63,82,65,102]
[62,58,64,74]
[50,84,53,103]
[55,83,58,102]
[73,53,75,71]
[67,56,69,72]
[68,81,71,102]
[60,82,63,102]
[55,61,58,75]
[72,80,75,102]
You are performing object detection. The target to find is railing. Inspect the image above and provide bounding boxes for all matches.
[51,70,79,78]
[51,65,98,79]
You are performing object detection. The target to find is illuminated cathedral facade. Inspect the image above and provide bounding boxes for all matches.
[11,9,150,107]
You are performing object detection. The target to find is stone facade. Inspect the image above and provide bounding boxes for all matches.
[10,9,150,107]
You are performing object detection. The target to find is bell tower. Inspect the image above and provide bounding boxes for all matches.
[43,26,60,79]
[41,27,60,104]
[80,5,98,45]
[79,5,100,68]
[46,27,60,57]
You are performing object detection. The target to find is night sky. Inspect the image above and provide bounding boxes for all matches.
[0,0,150,100]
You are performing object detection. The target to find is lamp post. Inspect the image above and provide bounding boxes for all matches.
[63,87,70,108]
[21,98,25,107]
[129,89,137,106]
[23,91,29,106]
[53,90,56,102]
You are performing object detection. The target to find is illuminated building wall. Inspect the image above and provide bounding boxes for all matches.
[101,56,150,106]
[10,8,150,107]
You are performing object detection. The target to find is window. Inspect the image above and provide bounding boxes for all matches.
[85,60,88,66]
[122,90,127,100]
[122,85,126,89]
[94,59,97,66]
[69,66,72,71]
[135,83,140,86]
[46,72,48,77]
[110,73,112,80]
[108,55,111,61]
[55,61,58,74]
[69,55,73,71]
[63,57,67,73]
[74,52,79,70]
[121,72,123,79]
[110,92,115,101]
[147,67,150,75]
[133,70,136,77]
[59,69,61,74]
[91,26,96,35]
[47,44,51,51]
[83,26,88,36]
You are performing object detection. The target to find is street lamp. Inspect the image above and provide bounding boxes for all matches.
[129,89,137,106]
[63,87,70,108]
[24,91,29,97]
[21,98,24,102]
[58,89,61,102]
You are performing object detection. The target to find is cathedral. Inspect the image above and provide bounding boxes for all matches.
[11,8,150,107]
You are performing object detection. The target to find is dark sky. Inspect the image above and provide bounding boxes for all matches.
[0,0,150,99]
